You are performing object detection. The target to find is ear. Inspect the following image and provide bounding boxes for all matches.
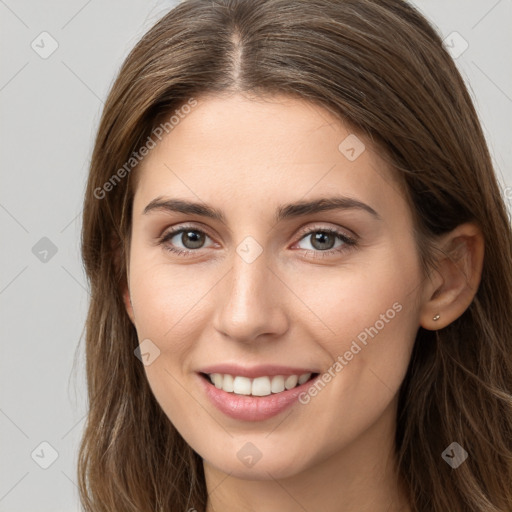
[419,222,484,330]
[122,281,136,325]
[112,236,136,325]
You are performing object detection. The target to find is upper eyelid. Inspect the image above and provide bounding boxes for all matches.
[295,223,356,239]
[160,223,216,241]
[160,222,356,245]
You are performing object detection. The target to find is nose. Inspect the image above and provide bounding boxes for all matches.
[212,244,289,343]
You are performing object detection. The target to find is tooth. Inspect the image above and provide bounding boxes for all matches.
[209,373,308,395]
[211,373,223,389]
[223,374,234,392]
[252,376,271,396]
[271,375,285,393]
[298,373,311,385]
[233,376,252,395]
[284,374,298,390]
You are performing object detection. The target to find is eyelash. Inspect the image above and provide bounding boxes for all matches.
[158,224,358,259]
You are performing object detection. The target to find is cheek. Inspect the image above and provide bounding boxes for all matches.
[293,243,421,377]
[127,253,211,430]
[128,246,217,348]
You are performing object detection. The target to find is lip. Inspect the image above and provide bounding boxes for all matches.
[198,364,319,379]
[196,370,320,422]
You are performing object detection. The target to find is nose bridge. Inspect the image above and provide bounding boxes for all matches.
[213,236,288,341]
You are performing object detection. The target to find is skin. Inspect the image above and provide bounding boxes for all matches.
[122,93,484,512]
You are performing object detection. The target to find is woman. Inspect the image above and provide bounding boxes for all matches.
[78,0,512,510]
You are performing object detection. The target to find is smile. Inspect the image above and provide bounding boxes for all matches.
[198,369,321,421]
[204,372,318,396]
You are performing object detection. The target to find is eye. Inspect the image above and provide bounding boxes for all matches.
[293,226,357,259]
[159,225,216,256]
[158,223,358,259]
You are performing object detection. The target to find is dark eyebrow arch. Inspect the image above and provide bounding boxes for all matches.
[143,195,381,222]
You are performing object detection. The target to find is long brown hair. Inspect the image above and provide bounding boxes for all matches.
[78,0,512,510]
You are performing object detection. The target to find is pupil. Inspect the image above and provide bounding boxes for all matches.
[312,232,334,250]
[183,230,204,249]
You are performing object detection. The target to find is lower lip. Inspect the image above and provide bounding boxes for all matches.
[197,373,319,422]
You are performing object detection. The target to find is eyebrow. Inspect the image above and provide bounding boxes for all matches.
[143,195,381,223]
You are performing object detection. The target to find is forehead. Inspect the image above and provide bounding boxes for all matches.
[133,93,407,221]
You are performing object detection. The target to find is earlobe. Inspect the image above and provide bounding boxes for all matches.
[419,222,484,331]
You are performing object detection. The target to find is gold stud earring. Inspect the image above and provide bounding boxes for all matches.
[432,314,440,321]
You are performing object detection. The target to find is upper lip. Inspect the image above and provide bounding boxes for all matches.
[198,364,319,379]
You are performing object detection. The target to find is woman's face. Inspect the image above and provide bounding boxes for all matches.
[125,93,425,480]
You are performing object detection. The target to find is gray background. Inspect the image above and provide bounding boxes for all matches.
[1,1,511,510]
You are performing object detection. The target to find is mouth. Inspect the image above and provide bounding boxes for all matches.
[199,371,320,397]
